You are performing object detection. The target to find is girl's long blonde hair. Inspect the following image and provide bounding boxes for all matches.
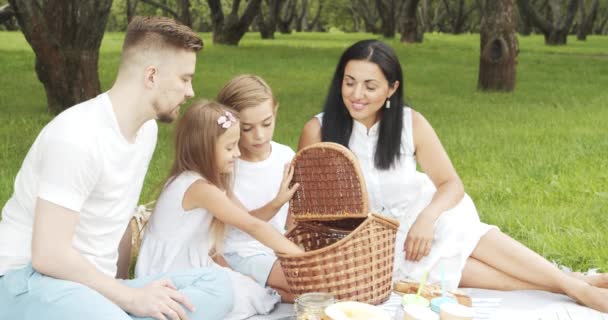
[164,100,239,254]
[216,74,278,112]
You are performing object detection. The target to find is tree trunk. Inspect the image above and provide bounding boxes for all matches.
[376,0,396,38]
[545,28,568,44]
[126,0,139,22]
[177,0,192,27]
[355,0,380,34]
[277,0,296,33]
[441,0,476,34]
[478,0,518,92]
[8,0,112,114]
[577,0,599,40]
[595,16,608,34]
[140,0,180,21]
[400,0,423,43]
[517,0,579,45]
[294,0,307,32]
[517,2,533,35]
[306,0,324,32]
[257,12,272,38]
[208,0,262,45]
[0,3,18,30]
[258,0,285,39]
[347,2,361,32]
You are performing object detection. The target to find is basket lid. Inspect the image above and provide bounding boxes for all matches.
[289,142,369,221]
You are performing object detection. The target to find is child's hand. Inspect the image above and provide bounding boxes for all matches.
[274,162,300,206]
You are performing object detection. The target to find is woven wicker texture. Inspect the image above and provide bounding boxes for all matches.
[289,142,369,221]
[278,142,399,305]
[278,214,398,305]
[129,202,154,267]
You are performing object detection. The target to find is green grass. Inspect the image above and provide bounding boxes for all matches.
[1,31,607,271]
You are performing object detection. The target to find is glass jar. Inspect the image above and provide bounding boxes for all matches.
[294,292,336,320]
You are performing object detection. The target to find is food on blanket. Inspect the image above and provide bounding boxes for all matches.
[430,296,456,312]
[402,305,439,320]
[401,294,430,308]
[295,292,335,320]
[324,301,391,320]
[439,302,473,320]
[394,280,472,307]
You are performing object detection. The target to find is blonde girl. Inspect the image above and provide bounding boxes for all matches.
[135,101,303,317]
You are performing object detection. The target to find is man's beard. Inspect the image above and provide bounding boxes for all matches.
[153,101,177,123]
[157,112,175,123]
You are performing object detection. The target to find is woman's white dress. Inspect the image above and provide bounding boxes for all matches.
[316,108,496,290]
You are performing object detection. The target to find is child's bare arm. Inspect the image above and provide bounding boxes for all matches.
[184,181,303,255]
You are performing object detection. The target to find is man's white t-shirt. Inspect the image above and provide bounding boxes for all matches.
[223,141,295,257]
[0,93,157,276]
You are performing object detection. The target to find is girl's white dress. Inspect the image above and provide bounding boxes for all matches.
[135,171,280,319]
[316,108,496,290]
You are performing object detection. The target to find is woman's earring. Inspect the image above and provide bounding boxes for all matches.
[385,99,391,109]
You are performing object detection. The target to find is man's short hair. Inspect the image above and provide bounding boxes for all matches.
[123,16,203,53]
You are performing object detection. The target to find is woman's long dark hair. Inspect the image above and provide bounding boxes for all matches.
[321,39,405,170]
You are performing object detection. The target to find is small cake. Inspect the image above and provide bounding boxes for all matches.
[393,279,472,307]
[324,301,391,320]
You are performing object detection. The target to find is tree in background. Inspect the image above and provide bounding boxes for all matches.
[291,0,324,32]
[257,0,285,38]
[419,0,447,32]
[277,0,296,33]
[354,0,381,33]
[376,0,397,38]
[177,0,191,27]
[139,0,191,26]
[207,0,261,45]
[577,0,600,40]
[8,0,113,114]
[478,0,518,91]
[515,0,540,35]
[400,0,423,43]
[0,3,17,30]
[517,0,579,45]
[594,1,608,34]
[126,0,139,22]
[441,0,478,34]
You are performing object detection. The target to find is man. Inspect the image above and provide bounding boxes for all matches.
[0,16,233,320]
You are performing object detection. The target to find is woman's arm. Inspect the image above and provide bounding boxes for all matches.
[404,110,465,262]
[298,117,322,150]
[184,181,304,255]
[412,110,465,219]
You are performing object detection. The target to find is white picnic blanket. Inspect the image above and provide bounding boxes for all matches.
[249,289,608,320]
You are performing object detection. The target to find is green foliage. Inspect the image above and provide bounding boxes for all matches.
[105,0,213,31]
[0,32,607,271]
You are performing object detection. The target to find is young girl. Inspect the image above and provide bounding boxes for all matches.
[298,39,608,312]
[216,75,297,301]
[135,101,303,319]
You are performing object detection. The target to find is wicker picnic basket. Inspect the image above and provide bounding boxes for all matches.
[277,142,399,305]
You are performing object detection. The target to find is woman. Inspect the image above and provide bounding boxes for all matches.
[298,39,608,312]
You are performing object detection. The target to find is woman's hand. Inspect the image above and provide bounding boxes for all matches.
[273,163,300,206]
[121,279,194,320]
[404,213,435,262]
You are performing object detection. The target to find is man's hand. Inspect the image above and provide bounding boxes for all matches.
[122,279,195,320]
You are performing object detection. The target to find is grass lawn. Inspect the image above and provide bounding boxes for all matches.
[0,31,606,272]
